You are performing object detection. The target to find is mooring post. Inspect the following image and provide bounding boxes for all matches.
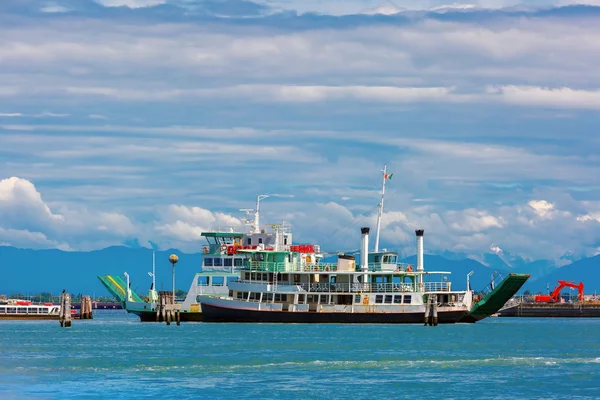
[59,291,72,328]
[432,295,438,326]
[424,295,431,326]
[80,295,93,319]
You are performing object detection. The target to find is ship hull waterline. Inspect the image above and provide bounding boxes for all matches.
[126,309,204,322]
[0,315,60,321]
[200,302,467,324]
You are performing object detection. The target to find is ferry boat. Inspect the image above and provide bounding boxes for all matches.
[100,195,319,322]
[0,299,61,320]
[198,166,473,324]
[198,226,473,324]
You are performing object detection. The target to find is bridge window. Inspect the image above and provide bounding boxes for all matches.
[224,258,232,267]
[264,293,273,301]
[0,307,5,313]
[213,258,222,267]
[375,295,383,304]
[374,255,380,263]
[204,258,213,267]
[234,258,244,267]
[212,276,224,286]
[247,238,251,245]
[258,237,263,244]
[403,295,412,304]
[298,294,305,303]
[385,295,393,304]
[198,276,209,286]
[393,295,402,304]
[354,295,361,304]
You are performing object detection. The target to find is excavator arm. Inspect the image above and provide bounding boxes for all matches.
[535,280,584,303]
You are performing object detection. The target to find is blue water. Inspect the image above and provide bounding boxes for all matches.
[1,311,599,399]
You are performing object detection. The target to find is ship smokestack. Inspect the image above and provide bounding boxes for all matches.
[416,229,424,272]
[361,227,370,271]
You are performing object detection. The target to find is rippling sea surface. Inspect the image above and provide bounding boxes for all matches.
[1,311,599,399]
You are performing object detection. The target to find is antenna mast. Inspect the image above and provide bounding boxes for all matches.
[152,250,156,289]
[374,164,387,252]
[253,194,270,234]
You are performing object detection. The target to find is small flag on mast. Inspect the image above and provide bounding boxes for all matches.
[384,173,393,180]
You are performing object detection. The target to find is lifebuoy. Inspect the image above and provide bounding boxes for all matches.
[407,265,413,272]
[227,245,236,255]
[202,246,209,254]
[220,244,227,251]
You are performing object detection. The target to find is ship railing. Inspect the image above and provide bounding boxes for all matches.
[234,280,418,293]
[247,261,287,272]
[479,271,506,296]
[368,262,415,272]
[423,282,452,292]
[292,263,338,273]
[201,266,244,273]
[299,283,416,293]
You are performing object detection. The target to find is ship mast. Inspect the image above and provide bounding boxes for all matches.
[374,164,387,253]
[253,194,270,233]
[152,250,156,289]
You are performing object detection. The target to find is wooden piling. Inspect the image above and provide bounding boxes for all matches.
[424,295,431,326]
[432,295,438,326]
[59,292,72,328]
[156,291,180,326]
[424,295,438,327]
[79,295,93,319]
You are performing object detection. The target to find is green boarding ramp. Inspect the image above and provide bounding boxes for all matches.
[467,272,530,321]
[97,275,146,306]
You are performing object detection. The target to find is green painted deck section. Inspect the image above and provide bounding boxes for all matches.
[469,273,530,319]
[97,275,146,307]
[201,232,244,237]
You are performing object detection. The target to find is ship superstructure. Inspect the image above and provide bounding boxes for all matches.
[199,227,473,323]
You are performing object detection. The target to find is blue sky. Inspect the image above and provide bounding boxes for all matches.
[1,0,600,264]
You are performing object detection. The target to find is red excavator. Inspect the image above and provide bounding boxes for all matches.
[534,280,584,303]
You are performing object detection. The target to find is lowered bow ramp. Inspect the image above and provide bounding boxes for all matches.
[460,273,530,323]
[97,275,145,307]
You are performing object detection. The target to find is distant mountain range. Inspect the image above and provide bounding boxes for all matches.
[0,245,598,297]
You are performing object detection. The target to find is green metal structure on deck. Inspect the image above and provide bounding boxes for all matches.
[97,275,146,307]
[465,273,530,322]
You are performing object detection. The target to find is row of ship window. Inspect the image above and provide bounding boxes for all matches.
[227,291,412,304]
[203,258,245,267]
[0,307,52,314]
